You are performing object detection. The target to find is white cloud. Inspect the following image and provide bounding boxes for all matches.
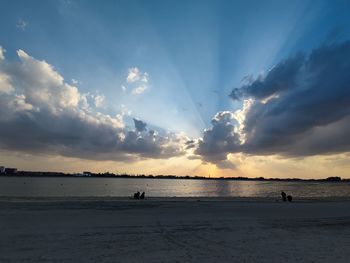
[80,93,90,110]
[71,79,79,85]
[16,18,28,31]
[141,72,149,83]
[232,99,254,144]
[0,73,14,94]
[0,46,5,60]
[9,94,34,112]
[131,85,147,95]
[127,67,148,84]
[15,49,80,112]
[127,67,141,83]
[125,67,149,95]
[94,94,105,108]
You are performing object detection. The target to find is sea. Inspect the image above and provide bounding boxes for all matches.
[1,176,350,198]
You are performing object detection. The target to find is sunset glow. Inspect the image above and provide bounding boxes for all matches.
[1,0,350,178]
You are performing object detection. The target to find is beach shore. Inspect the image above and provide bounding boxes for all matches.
[1,197,350,263]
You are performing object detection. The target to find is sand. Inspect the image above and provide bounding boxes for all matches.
[1,197,350,263]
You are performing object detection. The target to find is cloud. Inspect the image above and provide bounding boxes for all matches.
[94,94,105,108]
[71,79,79,85]
[125,67,149,95]
[126,67,140,83]
[133,118,147,132]
[230,53,304,101]
[0,46,5,60]
[131,85,147,95]
[240,41,350,156]
[16,18,28,31]
[0,72,14,94]
[12,49,81,112]
[195,111,241,164]
[215,159,236,170]
[195,40,350,166]
[9,94,34,112]
[126,67,148,83]
[122,128,186,159]
[0,47,186,161]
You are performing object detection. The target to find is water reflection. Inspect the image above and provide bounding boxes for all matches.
[0,177,350,198]
[214,181,232,196]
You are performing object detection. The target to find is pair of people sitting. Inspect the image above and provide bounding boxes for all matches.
[281,191,292,202]
[134,191,145,199]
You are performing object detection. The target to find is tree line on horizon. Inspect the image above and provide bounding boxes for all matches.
[0,170,346,182]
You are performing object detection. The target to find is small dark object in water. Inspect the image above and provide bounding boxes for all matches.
[281,191,287,202]
[140,192,145,199]
[287,195,293,202]
[134,191,140,199]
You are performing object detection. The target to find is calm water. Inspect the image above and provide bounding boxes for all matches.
[1,176,350,198]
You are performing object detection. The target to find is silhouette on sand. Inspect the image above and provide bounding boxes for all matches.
[281,191,293,202]
[281,191,287,202]
[133,191,145,199]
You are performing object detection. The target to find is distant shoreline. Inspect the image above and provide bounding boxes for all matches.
[0,173,348,182]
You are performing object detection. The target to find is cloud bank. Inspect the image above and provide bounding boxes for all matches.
[2,40,349,169]
[0,48,186,161]
[196,40,350,165]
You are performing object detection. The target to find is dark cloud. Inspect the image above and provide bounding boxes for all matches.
[195,111,240,163]
[122,129,185,158]
[196,40,350,165]
[185,140,196,149]
[133,118,147,132]
[241,41,350,156]
[215,160,236,170]
[230,53,304,100]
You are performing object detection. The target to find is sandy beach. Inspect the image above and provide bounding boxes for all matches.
[1,197,350,263]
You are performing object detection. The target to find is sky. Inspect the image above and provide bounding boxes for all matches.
[1,0,350,178]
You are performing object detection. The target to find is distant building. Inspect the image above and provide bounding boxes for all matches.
[83,171,92,177]
[0,166,5,174]
[4,168,17,174]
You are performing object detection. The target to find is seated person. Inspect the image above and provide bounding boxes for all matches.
[140,192,145,199]
[281,191,287,202]
[134,191,140,199]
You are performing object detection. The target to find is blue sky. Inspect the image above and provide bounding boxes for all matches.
[2,0,349,136]
[1,0,350,177]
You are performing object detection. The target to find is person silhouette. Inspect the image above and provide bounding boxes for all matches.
[134,191,140,199]
[281,191,287,202]
[140,192,145,199]
[287,195,293,202]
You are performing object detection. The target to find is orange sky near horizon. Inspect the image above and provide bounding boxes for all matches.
[1,150,350,179]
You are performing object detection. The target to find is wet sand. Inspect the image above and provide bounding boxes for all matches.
[1,197,350,262]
